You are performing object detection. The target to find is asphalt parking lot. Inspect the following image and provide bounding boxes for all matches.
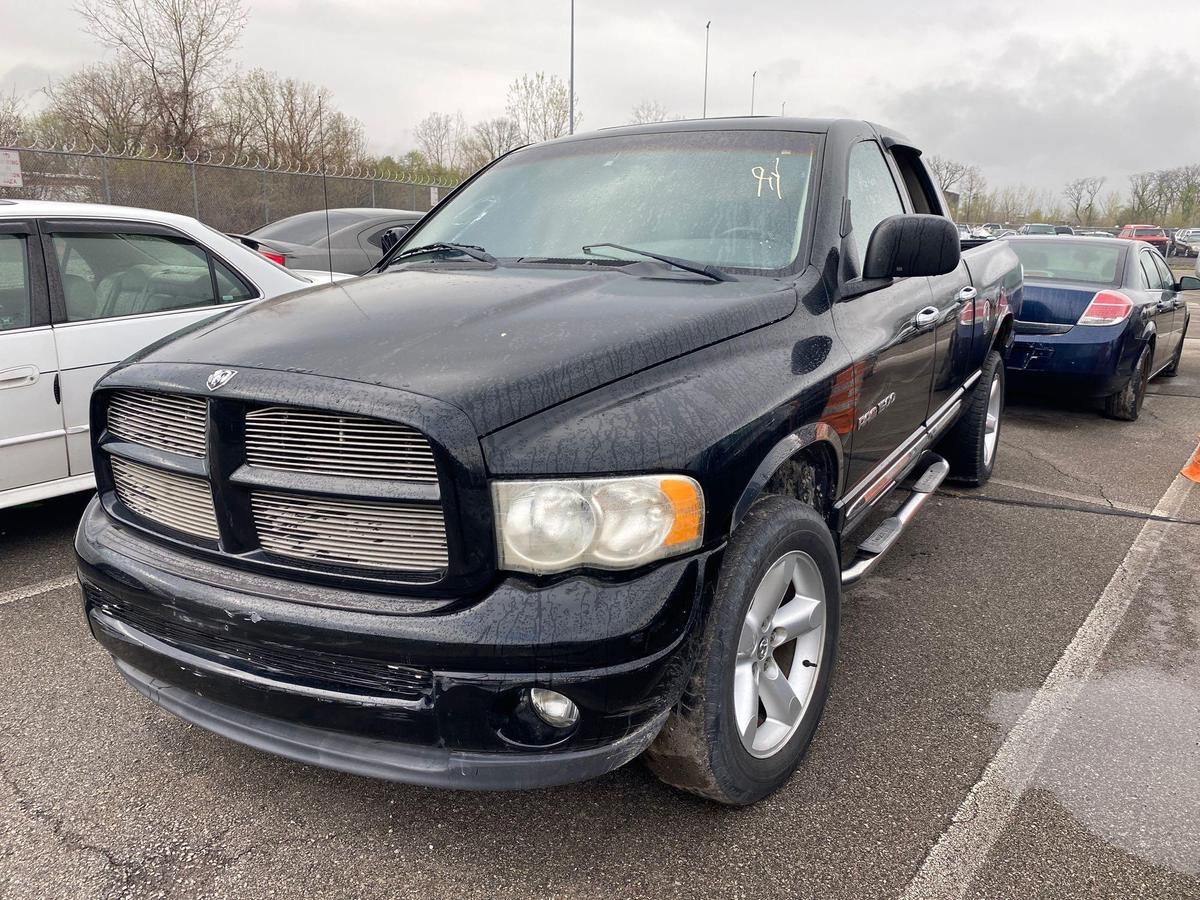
[2,307,1198,900]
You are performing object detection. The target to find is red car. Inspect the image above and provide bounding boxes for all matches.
[1117,224,1170,255]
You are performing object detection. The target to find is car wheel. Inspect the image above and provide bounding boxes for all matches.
[937,350,1004,486]
[644,496,840,806]
[1162,323,1187,377]
[1104,345,1151,420]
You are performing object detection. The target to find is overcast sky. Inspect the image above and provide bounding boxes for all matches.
[4,0,1199,192]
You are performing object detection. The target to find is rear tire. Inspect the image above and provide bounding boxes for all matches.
[1104,345,1151,420]
[938,350,1004,486]
[644,496,840,806]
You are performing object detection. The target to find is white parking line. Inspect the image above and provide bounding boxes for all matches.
[903,469,1197,900]
[0,575,78,607]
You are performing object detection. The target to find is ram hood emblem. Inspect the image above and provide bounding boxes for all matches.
[206,369,237,391]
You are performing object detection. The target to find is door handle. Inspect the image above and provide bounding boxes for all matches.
[0,365,38,390]
[914,306,940,328]
[956,286,978,303]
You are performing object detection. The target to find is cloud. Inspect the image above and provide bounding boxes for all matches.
[884,36,1200,190]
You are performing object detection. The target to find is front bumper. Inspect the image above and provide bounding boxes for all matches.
[76,498,717,789]
[1005,322,1137,397]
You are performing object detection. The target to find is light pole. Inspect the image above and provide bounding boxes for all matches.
[569,0,575,134]
[781,101,786,117]
[750,70,757,115]
[702,21,711,118]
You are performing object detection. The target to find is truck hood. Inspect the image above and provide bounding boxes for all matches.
[135,264,797,434]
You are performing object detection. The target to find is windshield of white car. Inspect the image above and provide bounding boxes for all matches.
[405,130,820,273]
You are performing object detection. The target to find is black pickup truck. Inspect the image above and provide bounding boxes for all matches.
[75,118,1019,805]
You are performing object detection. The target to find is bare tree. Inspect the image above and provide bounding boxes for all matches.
[214,68,364,167]
[77,0,247,152]
[958,167,988,223]
[1099,191,1123,227]
[506,73,576,143]
[630,99,676,124]
[1176,164,1200,225]
[413,111,466,171]
[44,61,155,149]
[1126,172,1156,221]
[459,117,522,172]
[1063,176,1106,226]
[0,92,24,145]
[926,155,970,194]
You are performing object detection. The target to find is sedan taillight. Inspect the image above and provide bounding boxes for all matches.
[258,250,287,266]
[1078,290,1133,327]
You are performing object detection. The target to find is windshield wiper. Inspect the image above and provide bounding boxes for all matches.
[387,242,497,267]
[581,243,732,282]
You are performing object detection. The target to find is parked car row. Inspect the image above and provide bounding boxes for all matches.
[0,199,354,511]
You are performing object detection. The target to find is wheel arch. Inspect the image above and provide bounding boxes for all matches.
[731,424,844,537]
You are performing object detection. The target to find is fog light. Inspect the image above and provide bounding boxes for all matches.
[529,688,579,728]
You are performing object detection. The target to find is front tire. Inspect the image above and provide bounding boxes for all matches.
[644,496,840,806]
[1104,345,1151,420]
[938,350,1004,486]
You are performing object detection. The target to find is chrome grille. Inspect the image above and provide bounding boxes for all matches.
[107,391,207,457]
[245,407,438,483]
[251,491,448,572]
[110,457,219,541]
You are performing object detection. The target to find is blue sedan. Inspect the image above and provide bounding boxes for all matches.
[1004,236,1193,420]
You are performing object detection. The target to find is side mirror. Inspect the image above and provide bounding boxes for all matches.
[380,225,411,255]
[1178,274,1200,292]
[862,214,962,279]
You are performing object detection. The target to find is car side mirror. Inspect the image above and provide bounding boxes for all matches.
[862,214,962,279]
[380,225,411,255]
[1178,274,1200,292]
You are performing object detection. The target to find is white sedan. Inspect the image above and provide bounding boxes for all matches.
[0,199,350,511]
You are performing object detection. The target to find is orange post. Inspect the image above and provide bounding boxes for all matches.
[1183,441,1200,483]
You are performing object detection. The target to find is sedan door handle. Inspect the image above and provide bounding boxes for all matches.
[0,365,38,390]
[957,286,978,303]
[914,306,940,328]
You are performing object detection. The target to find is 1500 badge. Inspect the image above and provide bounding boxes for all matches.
[857,392,896,428]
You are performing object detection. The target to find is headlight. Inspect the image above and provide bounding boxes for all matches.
[493,475,704,574]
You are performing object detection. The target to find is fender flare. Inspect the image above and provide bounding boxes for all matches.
[730,423,845,533]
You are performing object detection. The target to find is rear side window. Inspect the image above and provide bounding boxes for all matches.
[1010,241,1123,285]
[51,231,248,321]
[847,141,904,261]
[1151,254,1175,290]
[1137,253,1164,290]
[0,234,30,331]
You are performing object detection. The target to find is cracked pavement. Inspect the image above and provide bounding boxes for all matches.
[1,324,1198,900]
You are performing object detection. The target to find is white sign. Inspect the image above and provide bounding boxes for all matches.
[0,150,22,188]
[429,185,440,206]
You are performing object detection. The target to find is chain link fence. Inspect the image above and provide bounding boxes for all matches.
[0,145,459,234]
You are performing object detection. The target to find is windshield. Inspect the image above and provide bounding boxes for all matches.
[407,130,820,272]
[1133,227,1164,237]
[1024,224,1056,234]
[252,210,364,245]
[1012,240,1123,285]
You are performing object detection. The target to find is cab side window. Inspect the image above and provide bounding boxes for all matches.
[0,234,30,331]
[847,141,905,263]
[51,231,250,322]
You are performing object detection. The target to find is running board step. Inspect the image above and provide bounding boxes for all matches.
[841,453,950,587]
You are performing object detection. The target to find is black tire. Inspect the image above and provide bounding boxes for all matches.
[1161,320,1187,377]
[644,496,840,806]
[938,350,1004,486]
[1104,344,1151,420]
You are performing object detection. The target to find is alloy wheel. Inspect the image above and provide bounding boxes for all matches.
[983,372,1002,468]
[734,550,827,758]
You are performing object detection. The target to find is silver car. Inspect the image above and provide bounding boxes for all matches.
[0,199,348,510]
